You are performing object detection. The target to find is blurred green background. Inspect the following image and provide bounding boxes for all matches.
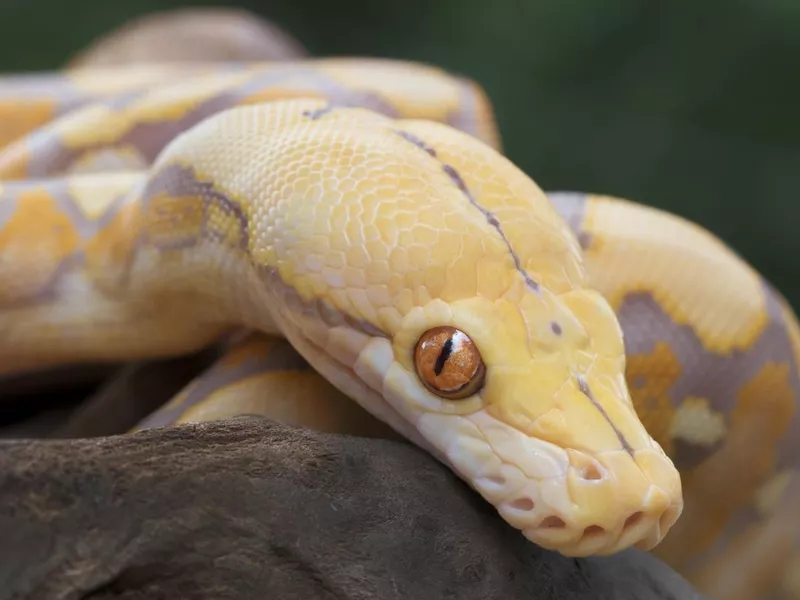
[1,0,798,302]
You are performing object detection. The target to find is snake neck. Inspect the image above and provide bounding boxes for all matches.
[132,161,281,336]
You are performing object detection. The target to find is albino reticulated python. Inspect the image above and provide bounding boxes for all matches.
[1,11,799,600]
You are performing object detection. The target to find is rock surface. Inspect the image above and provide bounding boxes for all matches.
[0,417,705,600]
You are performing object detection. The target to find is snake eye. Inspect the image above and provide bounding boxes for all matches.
[414,326,486,399]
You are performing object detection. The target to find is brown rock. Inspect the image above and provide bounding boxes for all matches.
[0,417,705,599]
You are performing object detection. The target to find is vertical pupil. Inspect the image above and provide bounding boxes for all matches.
[434,336,454,375]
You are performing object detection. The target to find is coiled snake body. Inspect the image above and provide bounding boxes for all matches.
[0,16,798,600]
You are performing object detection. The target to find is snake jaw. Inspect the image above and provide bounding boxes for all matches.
[410,406,683,557]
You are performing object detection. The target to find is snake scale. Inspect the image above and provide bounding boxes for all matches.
[0,10,798,600]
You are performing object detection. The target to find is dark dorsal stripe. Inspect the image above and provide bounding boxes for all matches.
[577,375,634,455]
[393,128,541,294]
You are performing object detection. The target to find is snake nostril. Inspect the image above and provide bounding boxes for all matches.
[510,497,535,511]
[624,511,644,529]
[580,464,603,481]
[539,516,566,529]
[570,451,605,481]
[583,525,605,537]
[486,475,506,486]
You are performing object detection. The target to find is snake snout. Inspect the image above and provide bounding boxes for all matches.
[428,399,682,557]
[491,444,683,556]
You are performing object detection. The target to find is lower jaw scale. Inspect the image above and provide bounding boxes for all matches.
[483,472,679,557]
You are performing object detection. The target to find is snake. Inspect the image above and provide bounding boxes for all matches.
[1,11,798,600]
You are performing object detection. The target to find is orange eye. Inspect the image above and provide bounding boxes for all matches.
[413,326,486,399]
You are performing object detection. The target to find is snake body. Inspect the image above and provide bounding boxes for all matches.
[0,59,497,174]
[1,19,798,600]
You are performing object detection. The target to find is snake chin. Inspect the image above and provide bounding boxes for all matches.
[512,484,683,557]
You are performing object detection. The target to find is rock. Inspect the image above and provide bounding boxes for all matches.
[0,418,705,600]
